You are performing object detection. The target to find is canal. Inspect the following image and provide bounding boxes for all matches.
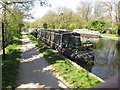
[80,37,120,80]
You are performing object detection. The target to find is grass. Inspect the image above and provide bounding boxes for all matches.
[27,32,102,89]
[2,33,22,89]
[100,33,120,37]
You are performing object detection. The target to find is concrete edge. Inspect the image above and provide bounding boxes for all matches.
[49,47,105,83]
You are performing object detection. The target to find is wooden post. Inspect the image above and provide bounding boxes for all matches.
[2,4,6,60]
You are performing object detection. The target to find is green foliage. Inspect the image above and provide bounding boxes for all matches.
[111,26,118,34]
[27,8,84,31]
[100,33,120,37]
[27,33,102,88]
[68,23,76,31]
[43,23,48,29]
[5,8,23,47]
[84,19,108,33]
[49,24,55,29]
[2,33,22,89]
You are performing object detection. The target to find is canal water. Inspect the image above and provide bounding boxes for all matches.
[80,37,120,80]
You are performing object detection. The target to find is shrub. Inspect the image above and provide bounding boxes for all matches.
[84,19,108,33]
[111,26,118,34]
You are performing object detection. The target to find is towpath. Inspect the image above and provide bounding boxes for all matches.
[16,32,67,89]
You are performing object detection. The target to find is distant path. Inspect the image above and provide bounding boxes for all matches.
[16,32,67,88]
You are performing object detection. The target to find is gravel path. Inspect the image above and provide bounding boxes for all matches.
[16,32,67,89]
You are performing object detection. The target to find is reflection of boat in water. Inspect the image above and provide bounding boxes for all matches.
[77,59,94,72]
[80,37,100,45]
[71,49,94,63]
[73,29,101,38]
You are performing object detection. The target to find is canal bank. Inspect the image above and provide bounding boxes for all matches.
[26,32,104,88]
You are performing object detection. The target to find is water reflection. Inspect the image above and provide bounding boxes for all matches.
[77,61,94,72]
[81,37,120,80]
[116,40,120,55]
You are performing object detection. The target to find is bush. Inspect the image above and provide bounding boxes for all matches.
[84,19,108,33]
[68,24,76,31]
[111,26,118,34]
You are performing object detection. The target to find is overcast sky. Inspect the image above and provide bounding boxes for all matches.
[24,0,119,22]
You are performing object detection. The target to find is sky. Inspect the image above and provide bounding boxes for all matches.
[23,0,120,22]
[24,0,81,22]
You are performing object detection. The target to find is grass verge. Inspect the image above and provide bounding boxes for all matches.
[27,32,101,89]
[100,33,120,37]
[2,33,22,89]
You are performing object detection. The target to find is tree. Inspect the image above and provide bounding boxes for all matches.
[77,1,92,23]
[43,23,47,29]
[28,6,84,30]
[94,1,105,19]
[102,1,119,27]
[68,13,83,30]
[4,7,24,46]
